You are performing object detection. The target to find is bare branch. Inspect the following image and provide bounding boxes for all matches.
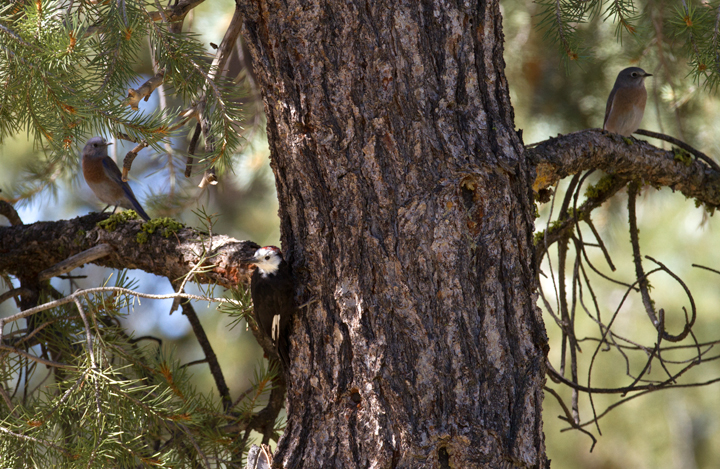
[0,424,75,457]
[544,386,597,451]
[121,141,150,182]
[635,129,720,172]
[1,286,243,337]
[627,181,660,327]
[38,245,114,281]
[0,200,23,226]
[145,0,206,23]
[171,278,233,412]
[0,344,74,369]
[536,173,627,261]
[535,138,720,439]
[0,288,30,306]
[124,70,165,111]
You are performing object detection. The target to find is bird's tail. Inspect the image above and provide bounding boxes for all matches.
[121,184,151,221]
[132,203,151,222]
[278,334,291,371]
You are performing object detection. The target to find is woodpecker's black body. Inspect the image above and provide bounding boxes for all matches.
[248,246,294,369]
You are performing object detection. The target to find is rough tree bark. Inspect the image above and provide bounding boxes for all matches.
[239,1,548,467]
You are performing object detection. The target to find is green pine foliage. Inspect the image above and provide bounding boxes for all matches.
[536,0,720,90]
[671,2,720,89]
[0,272,275,467]
[0,0,244,204]
[535,0,591,62]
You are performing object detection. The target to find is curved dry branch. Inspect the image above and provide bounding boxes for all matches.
[532,130,720,441]
[0,213,259,286]
[635,129,720,172]
[0,201,23,226]
[528,129,720,208]
[146,0,206,23]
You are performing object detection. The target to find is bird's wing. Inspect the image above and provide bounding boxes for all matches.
[603,85,618,130]
[101,156,150,220]
[101,156,126,185]
[102,156,135,199]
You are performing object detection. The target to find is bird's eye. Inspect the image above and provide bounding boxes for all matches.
[265,256,270,260]
[631,72,638,77]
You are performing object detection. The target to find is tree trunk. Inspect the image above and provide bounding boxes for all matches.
[239,0,548,467]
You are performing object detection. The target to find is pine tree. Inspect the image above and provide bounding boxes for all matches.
[3,0,720,467]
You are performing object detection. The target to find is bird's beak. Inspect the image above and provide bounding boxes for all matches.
[644,73,653,77]
[105,142,113,147]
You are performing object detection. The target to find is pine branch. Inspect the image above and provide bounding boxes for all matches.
[185,3,244,179]
[0,0,244,208]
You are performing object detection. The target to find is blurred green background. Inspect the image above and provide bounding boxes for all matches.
[2,1,720,467]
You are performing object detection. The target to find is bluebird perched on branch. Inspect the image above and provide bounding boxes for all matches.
[603,67,652,137]
[81,136,151,221]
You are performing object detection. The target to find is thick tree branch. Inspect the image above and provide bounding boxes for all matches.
[0,213,258,287]
[528,129,720,208]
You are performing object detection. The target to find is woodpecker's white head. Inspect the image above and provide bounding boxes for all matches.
[249,246,283,276]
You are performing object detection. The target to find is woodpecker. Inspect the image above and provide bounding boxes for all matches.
[247,246,294,369]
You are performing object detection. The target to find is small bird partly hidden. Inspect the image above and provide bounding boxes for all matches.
[247,246,295,369]
[82,136,151,221]
[603,67,652,137]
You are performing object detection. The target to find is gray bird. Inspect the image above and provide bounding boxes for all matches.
[603,67,652,137]
[81,136,151,221]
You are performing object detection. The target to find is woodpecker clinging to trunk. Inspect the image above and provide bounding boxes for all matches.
[247,246,294,369]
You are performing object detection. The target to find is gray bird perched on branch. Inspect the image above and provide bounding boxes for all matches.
[603,67,652,137]
[81,136,151,221]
